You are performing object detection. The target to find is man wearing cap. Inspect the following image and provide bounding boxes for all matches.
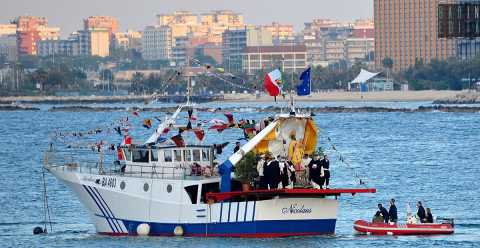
[389,198,398,223]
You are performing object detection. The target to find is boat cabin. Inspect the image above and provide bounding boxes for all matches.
[119,145,215,178]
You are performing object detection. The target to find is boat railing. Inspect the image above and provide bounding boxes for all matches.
[43,148,188,180]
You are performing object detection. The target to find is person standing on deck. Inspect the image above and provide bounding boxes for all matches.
[287,160,296,188]
[320,155,330,189]
[417,201,427,223]
[388,199,398,223]
[257,155,267,189]
[264,153,280,189]
[298,154,311,186]
[378,203,389,223]
[308,154,323,189]
[425,208,434,223]
[280,158,289,188]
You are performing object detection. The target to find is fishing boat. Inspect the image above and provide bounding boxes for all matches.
[353,220,454,235]
[44,71,375,237]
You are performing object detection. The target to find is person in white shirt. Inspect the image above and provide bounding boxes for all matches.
[257,155,267,189]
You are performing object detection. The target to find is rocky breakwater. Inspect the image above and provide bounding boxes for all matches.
[0,104,40,111]
[47,105,480,113]
[433,92,480,104]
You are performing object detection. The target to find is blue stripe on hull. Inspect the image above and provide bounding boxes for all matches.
[119,219,336,237]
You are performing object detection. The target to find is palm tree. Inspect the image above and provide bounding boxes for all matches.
[382,57,394,82]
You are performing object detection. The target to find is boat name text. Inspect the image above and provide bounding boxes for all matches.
[282,204,312,214]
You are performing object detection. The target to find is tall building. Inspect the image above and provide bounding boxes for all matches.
[157,10,244,44]
[201,43,223,64]
[222,27,247,72]
[172,36,189,66]
[352,19,375,39]
[0,35,18,61]
[263,22,294,44]
[79,28,110,57]
[84,16,119,35]
[200,10,244,27]
[157,11,198,38]
[112,30,142,50]
[141,26,172,61]
[0,24,17,36]
[325,39,346,63]
[12,16,60,55]
[198,10,244,43]
[302,19,359,66]
[374,0,457,71]
[246,26,273,46]
[242,45,307,75]
[345,38,375,62]
[37,39,79,57]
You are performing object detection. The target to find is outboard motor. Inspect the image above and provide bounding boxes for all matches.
[437,217,455,227]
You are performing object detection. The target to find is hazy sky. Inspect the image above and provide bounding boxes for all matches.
[1,0,373,37]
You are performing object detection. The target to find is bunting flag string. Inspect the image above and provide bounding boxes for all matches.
[318,129,371,188]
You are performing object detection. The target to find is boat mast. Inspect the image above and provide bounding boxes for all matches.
[289,41,296,114]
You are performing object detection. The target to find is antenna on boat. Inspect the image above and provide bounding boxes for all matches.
[289,41,296,116]
[186,58,192,106]
[289,89,296,115]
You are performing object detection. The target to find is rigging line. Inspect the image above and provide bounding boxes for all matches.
[317,130,371,188]
[189,59,251,90]
[41,167,53,233]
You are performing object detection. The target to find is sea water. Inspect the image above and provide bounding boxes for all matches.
[0,101,479,247]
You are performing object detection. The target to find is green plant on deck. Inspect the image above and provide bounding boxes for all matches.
[234,151,258,184]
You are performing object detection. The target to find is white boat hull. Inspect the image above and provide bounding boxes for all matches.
[49,167,339,237]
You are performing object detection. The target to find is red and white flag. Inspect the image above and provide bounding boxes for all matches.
[264,69,282,96]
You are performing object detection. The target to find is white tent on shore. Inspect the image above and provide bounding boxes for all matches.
[348,69,380,91]
[350,69,380,84]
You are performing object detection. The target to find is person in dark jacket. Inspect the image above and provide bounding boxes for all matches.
[265,155,281,189]
[308,155,323,189]
[320,155,330,188]
[372,211,384,223]
[388,198,398,223]
[281,159,289,189]
[425,208,434,223]
[417,201,426,223]
[378,203,389,223]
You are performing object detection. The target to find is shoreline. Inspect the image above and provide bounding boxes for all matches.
[224,90,463,102]
[41,105,480,113]
[0,90,467,104]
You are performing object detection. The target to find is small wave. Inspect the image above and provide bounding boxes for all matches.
[51,229,90,235]
[0,221,57,226]
[455,223,480,228]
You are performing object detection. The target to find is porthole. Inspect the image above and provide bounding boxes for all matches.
[120,181,126,190]
[143,183,149,192]
[167,184,173,193]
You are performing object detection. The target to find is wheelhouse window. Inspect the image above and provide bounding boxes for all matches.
[201,182,220,203]
[174,150,182,162]
[202,149,210,162]
[132,149,149,163]
[192,149,201,161]
[184,185,198,204]
[164,150,172,162]
[183,150,191,162]
[151,149,158,161]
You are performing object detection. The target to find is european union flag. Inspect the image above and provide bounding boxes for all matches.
[296,67,311,96]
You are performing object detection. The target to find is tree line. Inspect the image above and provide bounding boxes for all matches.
[2,54,479,96]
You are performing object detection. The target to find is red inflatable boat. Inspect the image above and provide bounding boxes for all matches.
[353,220,454,235]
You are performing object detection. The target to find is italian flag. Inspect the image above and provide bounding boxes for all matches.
[264,69,282,96]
